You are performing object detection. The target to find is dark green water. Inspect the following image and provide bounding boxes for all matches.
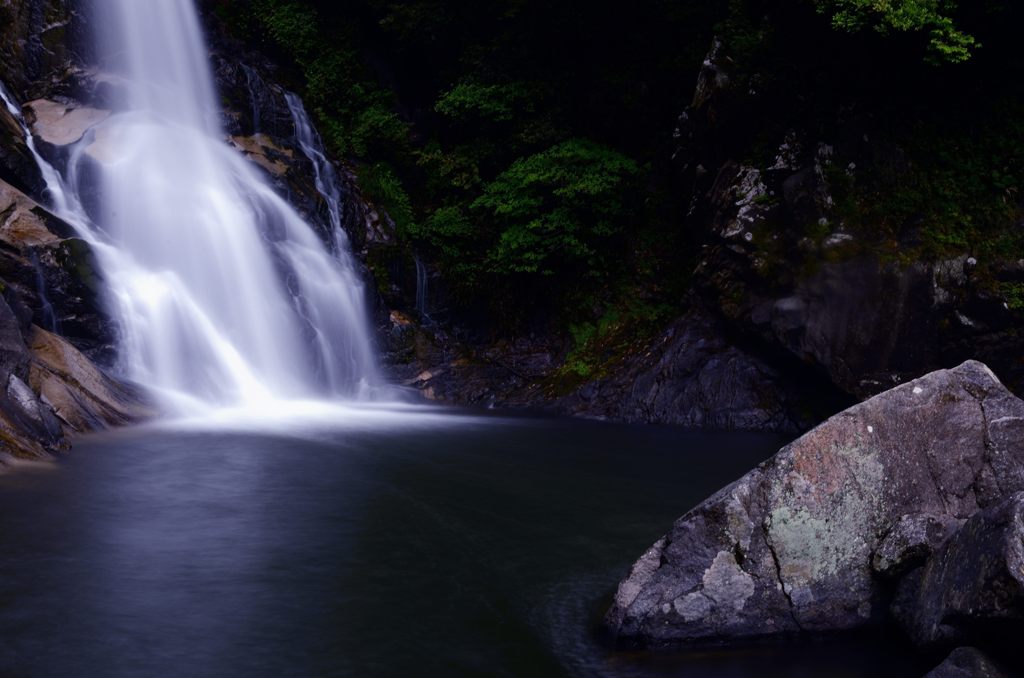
[0,408,927,676]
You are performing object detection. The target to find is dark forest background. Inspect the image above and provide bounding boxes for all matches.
[206,0,1024,377]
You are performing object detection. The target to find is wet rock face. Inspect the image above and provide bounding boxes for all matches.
[28,326,153,433]
[0,0,89,101]
[208,49,385,255]
[0,178,144,463]
[0,179,115,363]
[0,0,143,463]
[0,103,45,197]
[604,361,1024,647]
[0,293,63,460]
[206,42,397,327]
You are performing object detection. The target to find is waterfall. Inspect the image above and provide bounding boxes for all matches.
[414,256,431,323]
[241,64,263,134]
[2,0,385,412]
[29,250,61,333]
[283,92,352,256]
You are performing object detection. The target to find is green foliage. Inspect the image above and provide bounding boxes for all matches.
[435,82,536,123]
[471,139,641,276]
[303,49,356,108]
[416,142,483,193]
[814,0,978,63]
[408,206,482,284]
[350,104,411,159]
[1000,281,1024,310]
[552,295,674,387]
[238,0,413,167]
[827,101,1024,259]
[216,0,719,325]
[253,0,318,56]
[357,162,416,235]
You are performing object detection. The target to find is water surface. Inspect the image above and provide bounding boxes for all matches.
[0,411,926,676]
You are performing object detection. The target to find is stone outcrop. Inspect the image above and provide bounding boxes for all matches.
[24,98,108,146]
[674,35,1024,403]
[0,0,91,102]
[28,325,152,433]
[0,178,114,361]
[0,178,151,464]
[0,0,151,461]
[694,160,1023,399]
[552,309,829,432]
[0,298,147,464]
[391,305,839,433]
[604,361,1024,650]
[0,97,45,197]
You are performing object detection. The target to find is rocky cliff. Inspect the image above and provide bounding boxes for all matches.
[673,33,1024,403]
[0,0,152,463]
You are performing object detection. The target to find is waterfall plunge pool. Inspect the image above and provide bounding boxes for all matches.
[0,412,926,677]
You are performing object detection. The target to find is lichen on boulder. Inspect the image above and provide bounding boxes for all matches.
[604,360,1024,647]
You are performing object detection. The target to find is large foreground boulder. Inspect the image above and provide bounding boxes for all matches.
[604,360,1024,647]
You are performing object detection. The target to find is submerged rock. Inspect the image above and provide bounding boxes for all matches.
[604,360,1024,647]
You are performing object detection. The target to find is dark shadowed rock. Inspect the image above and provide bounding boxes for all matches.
[673,34,1024,403]
[893,492,1024,650]
[554,309,831,432]
[924,647,1012,678]
[398,307,835,433]
[604,360,1024,647]
[0,178,115,362]
[0,103,45,198]
[0,290,31,380]
[871,513,962,579]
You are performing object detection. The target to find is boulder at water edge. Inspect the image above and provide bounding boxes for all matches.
[604,360,1024,647]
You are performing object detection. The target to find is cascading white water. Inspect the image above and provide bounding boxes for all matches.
[414,256,431,323]
[35,0,382,411]
[284,92,353,258]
